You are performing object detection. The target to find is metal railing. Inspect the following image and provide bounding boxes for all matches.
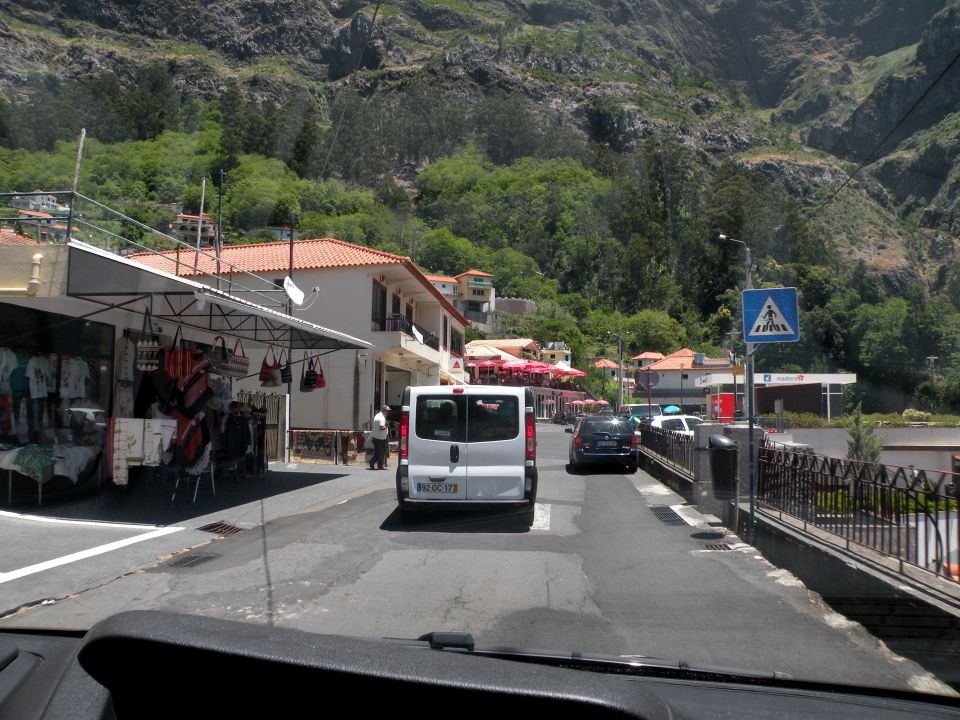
[758,446,960,582]
[371,313,440,350]
[639,425,695,475]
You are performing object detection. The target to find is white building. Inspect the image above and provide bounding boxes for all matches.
[132,237,470,430]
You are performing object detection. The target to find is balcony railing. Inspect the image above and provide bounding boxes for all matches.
[371,313,440,351]
[466,279,493,288]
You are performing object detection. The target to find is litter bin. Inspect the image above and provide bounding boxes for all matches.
[709,434,739,501]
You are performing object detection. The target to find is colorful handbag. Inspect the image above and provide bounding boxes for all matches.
[260,346,282,387]
[164,326,194,380]
[227,338,249,378]
[314,359,326,389]
[209,335,231,375]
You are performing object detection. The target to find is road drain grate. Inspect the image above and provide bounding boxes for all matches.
[197,521,246,536]
[650,506,687,526]
[168,553,218,569]
[702,543,732,551]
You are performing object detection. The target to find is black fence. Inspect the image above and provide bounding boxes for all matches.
[639,425,694,475]
[371,313,440,350]
[758,445,960,582]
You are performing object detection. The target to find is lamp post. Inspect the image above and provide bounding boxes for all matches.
[607,331,627,411]
[717,233,756,543]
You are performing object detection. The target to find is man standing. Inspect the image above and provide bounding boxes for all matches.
[370,404,390,470]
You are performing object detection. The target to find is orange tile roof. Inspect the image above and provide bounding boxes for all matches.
[17,210,52,218]
[593,358,619,369]
[129,237,469,326]
[632,351,664,360]
[0,229,38,245]
[130,237,408,276]
[646,348,730,372]
[425,274,459,283]
[455,269,494,278]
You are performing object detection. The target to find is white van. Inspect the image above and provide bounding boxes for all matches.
[395,386,538,525]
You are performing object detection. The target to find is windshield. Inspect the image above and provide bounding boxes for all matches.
[1,0,959,701]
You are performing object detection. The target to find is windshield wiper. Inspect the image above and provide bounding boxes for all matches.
[410,631,791,683]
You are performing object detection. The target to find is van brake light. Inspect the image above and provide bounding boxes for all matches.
[399,411,409,459]
[525,412,535,460]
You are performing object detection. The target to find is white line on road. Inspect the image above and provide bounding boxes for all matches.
[0,508,168,531]
[0,527,184,584]
[532,503,551,531]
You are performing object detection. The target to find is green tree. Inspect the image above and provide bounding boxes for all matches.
[845,403,883,464]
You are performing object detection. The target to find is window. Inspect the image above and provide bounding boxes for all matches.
[450,329,464,356]
[415,396,465,441]
[473,289,485,297]
[371,280,387,329]
[442,316,448,350]
[467,395,519,442]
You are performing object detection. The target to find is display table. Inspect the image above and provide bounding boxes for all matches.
[1,444,100,506]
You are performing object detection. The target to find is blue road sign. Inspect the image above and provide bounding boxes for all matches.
[742,287,799,344]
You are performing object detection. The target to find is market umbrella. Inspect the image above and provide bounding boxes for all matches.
[561,368,587,377]
[663,405,680,414]
[594,400,609,405]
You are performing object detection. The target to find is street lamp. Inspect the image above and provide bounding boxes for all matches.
[607,331,628,411]
[717,233,757,543]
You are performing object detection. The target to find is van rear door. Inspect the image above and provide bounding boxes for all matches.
[407,391,468,501]
[464,389,525,500]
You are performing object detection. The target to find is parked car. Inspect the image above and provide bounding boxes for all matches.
[566,416,637,473]
[648,414,704,438]
[551,410,566,424]
[396,385,537,525]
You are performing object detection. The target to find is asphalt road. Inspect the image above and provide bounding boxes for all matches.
[0,424,952,695]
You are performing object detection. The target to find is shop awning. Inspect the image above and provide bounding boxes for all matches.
[65,241,371,350]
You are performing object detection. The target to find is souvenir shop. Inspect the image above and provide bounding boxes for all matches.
[0,241,370,507]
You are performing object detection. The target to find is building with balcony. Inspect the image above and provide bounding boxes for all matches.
[542,342,571,366]
[629,348,733,412]
[426,269,496,326]
[170,213,217,247]
[131,237,470,429]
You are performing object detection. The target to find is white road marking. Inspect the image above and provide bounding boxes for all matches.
[0,508,166,531]
[670,504,703,527]
[0,527,184,584]
[637,484,673,496]
[532,503,551,531]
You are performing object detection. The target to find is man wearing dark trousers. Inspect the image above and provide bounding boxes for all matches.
[370,404,390,469]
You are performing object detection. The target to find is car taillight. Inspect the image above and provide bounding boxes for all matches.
[573,435,583,449]
[525,412,535,460]
[631,434,637,448]
[399,411,409,459]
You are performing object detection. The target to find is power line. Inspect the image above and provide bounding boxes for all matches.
[813,44,960,214]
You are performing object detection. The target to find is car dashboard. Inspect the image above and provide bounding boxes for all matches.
[1,611,958,719]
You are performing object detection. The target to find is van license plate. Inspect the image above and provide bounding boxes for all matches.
[597,440,617,448]
[417,483,459,493]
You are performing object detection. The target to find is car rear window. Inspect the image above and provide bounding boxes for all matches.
[415,396,466,441]
[581,418,629,433]
[467,395,519,442]
[661,418,685,431]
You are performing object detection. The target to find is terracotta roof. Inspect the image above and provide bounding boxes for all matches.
[455,269,494,278]
[130,237,408,276]
[0,229,38,245]
[632,351,664,360]
[425,274,458,283]
[593,358,619,369]
[17,210,52,218]
[646,348,731,372]
[175,213,214,221]
[129,237,469,326]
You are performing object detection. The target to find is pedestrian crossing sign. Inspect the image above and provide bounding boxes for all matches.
[742,287,799,344]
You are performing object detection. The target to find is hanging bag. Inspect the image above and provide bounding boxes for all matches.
[300,352,316,393]
[279,349,293,384]
[164,326,194,380]
[259,346,282,387]
[209,336,231,375]
[135,307,160,372]
[228,338,249,379]
[314,358,326,389]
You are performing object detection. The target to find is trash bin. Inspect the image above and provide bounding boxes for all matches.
[709,434,739,501]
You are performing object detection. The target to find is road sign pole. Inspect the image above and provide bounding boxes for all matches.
[746,343,756,544]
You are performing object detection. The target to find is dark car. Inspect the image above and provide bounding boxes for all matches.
[566,416,638,473]
[551,410,566,424]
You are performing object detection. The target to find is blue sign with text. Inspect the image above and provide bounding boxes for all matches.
[742,287,799,344]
